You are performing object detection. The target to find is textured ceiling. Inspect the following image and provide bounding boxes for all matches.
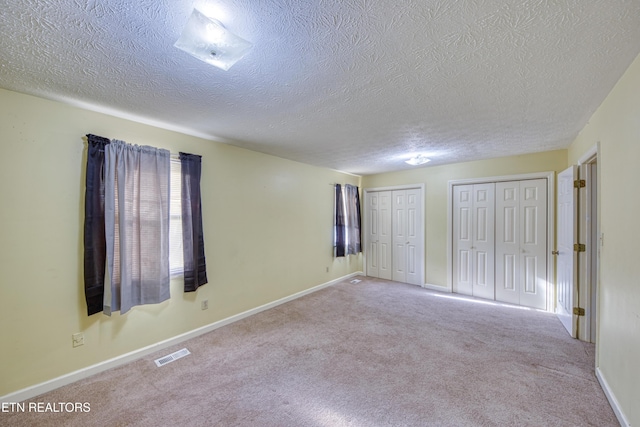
[1,0,639,175]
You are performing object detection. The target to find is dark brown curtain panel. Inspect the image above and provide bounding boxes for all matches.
[179,152,208,292]
[83,134,110,315]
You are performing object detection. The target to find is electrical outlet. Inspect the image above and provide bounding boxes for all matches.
[72,333,84,348]
[201,300,208,310]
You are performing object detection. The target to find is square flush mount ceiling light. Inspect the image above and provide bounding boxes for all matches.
[405,154,431,166]
[174,9,252,71]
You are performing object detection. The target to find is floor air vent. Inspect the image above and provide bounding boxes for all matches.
[154,348,191,367]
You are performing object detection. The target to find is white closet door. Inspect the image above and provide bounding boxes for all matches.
[392,190,407,283]
[366,192,381,278]
[518,179,547,310]
[367,187,423,284]
[405,188,422,285]
[367,191,392,280]
[495,179,547,309]
[471,183,495,300]
[453,183,495,297]
[391,188,422,285]
[376,191,393,280]
[495,182,521,305]
[453,185,474,295]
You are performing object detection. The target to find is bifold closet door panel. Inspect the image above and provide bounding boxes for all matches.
[495,181,521,305]
[453,185,474,295]
[495,179,547,309]
[470,183,495,300]
[367,191,392,280]
[392,190,407,283]
[404,188,422,286]
[452,183,495,297]
[518,179,547,310]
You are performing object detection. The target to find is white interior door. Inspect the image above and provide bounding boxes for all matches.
[557,166,578,337]
[587,162,598,343]
[471,183,495,300]
[576,159,598,343]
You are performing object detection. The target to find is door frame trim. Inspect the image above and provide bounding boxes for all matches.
[447,172,556,311]
[363,184,426,286]
[577,143,599,345]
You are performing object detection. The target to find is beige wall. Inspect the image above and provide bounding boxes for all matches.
[568,53,640,426]
[362,150,567,288]
[0,88,361,396]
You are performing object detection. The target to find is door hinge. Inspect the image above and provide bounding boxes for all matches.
[574,179,586,188]
[574,243,586,252]
[573,307,585,316]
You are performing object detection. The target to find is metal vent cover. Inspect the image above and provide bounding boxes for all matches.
[154,348,191,367]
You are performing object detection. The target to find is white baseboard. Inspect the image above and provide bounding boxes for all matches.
[596,367,629,427]
[422,283,451,293]
[1,271,363,404]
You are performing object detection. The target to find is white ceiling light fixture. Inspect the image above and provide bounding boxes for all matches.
[405,154,431,166]
[174,9,252,71]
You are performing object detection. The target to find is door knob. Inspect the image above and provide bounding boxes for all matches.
[552,250,559,255]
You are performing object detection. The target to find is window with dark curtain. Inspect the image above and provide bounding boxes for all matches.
[334,183,361,257]
[83,134,110,315]
[83,136,208,314]
[180,152,208,292]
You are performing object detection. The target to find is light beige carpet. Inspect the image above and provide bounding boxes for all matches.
[1,278,618,426]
